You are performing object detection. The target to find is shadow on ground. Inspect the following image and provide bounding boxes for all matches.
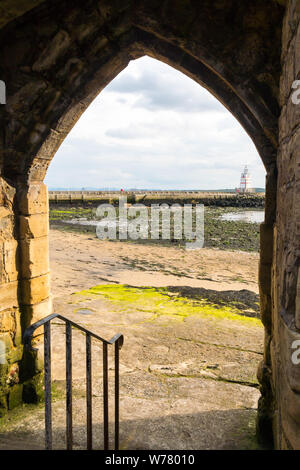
[0,408,265,450]
[164,286,260,318]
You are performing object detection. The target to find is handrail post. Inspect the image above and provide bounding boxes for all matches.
[44,322,52,450]
[23,314,123,451]
[103,342,109,450]
[66,322,73,450]
[115,339,120,450]
[86,333,92,450]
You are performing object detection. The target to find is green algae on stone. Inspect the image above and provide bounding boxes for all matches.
[8,384,23,410]
[77,284,262,327]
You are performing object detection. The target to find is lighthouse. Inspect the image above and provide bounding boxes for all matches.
[239,165,253,193]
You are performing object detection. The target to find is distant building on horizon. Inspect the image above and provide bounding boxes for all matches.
[236,165,255,193]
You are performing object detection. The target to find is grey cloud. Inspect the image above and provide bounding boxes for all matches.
[45,58,265,190]
[107,60,224,113]
[46,135,264,190]
[105,127,151,140]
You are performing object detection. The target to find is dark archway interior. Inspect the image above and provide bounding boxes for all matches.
[2,0,300,451]
[0,0,283,183]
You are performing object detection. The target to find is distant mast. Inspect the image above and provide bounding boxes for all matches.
[238,165,253,193]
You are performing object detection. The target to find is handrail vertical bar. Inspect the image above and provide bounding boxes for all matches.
[86,333,92,450]
[23,315,123,451]
[103,342,109,450]
[66,322,73,450]
[115,339,120,450]
[44,322,52,450]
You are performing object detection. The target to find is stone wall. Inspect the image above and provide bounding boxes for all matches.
[0,177,22,414]
[0,0,299,450]
[272,0,300,449]
[0,179,51,414]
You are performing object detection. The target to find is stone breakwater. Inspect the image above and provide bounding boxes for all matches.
[49,191,265,208]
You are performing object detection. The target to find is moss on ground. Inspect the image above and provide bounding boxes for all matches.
[77,284,262,327]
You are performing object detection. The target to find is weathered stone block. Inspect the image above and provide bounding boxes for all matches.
[279,35,296,107]
[281,376,300,449]
[296,267,300,330]
[8,383,23,410]
[21,273,51,305]
[0,393,8,417]
[0,338,23,369]
[260,292,272,332]
[0,362,8,390]
[28,158,52,183]
[7,345,23,365]
[0,210,15,242]
[0,332,14,368]
[270,338,277,391]
[279,104,288,143]
[0,178,15,207]
[295,22,300,79]
[20,236,49,279]
[13,314,22,347]
[260,223,274,264]
[19,213,49,239]
[18,183,48,216]
[0,281,18,312]
[21,296,53,334]
[0,206,11,219]
[22,373,44,404]
[32,30,71,72]
[280,318,300,394]
[0,239,20,283]
[20,341,43,385]
[34,128,62,162]
[8,79,47,114]
[285,92,300,137]
[0,309,14,333]
[259,262,271,295]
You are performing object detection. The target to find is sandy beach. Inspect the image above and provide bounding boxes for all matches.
[0,229,263,450]
[49,229,259,302]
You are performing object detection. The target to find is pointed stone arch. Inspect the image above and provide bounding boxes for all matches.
[0,0,299,450]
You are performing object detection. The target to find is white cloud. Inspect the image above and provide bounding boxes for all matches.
[45,56,265,190]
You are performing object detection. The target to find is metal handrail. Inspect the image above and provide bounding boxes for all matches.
[23,313,124,451]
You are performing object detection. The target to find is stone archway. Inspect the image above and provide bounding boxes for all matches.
[0,0,299,449]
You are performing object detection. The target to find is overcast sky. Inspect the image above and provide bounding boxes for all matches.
[45,56,265,190]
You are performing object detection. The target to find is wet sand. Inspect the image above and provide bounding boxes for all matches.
[0,229,263,450]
